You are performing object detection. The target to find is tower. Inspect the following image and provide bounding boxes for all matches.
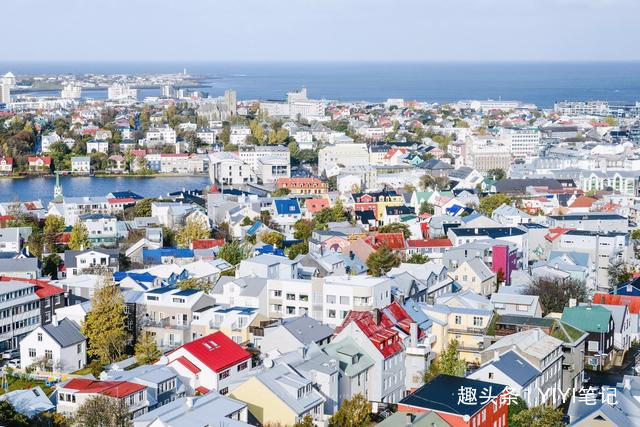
[53,171,63,203]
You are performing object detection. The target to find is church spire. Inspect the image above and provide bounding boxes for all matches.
[53,171,63,203]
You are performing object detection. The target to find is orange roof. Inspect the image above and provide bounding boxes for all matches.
[368,233,406,250]
[569,196,597,209]
[593,293,640,315]
[306,198,330,213]
[407,238,452,248]
[277,177,327,189]
[192,239,225,249]
[545,227,573,242]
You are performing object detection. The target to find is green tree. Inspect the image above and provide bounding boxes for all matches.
[288,241,309,260]
[366,246,400,277]
[511,405,563,427]
[82,274,129,364]
[328,394,370,427]
[176,217,210,248]
[419,201,434,215]
[406,253,430,264]
[74,395,132,427]
[507,397,528,427]
[487,168,506,181]
[44,215,66,253]
[378,223,411,239]
[478,194,511,216]
[523,277,587,316]
[128,198,156,218]
[632,229,640,240]
[604,116,618,127]
[293,219,316,241]
[315,200,348,226]
[260,231,285,248]
[608,260,634,288]
[26,230,44,259]
[69,220,90,250]
[0,400,30,427]
[424,339,466,382]
[271,187,291,197]
[42,254,63,279]
[218,241,248,266]
[135,332,161,365]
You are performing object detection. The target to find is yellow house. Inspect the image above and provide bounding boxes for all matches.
[190,307,269,346]
[423,290,495,364]
[231,364,325,426]
[449,258,497,297]
[353,190,405,220]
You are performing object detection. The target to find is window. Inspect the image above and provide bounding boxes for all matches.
[273,290,282,297]
[237,361,248,371]
[340,296,350,305]
[219,387,228,395]
[328,309,336,318]
[455,316,462,325]
[138,391,144,401]
[218,369,230,380]
[29,348,36,357]
[473,317,483,327]
[488,372,494,379]
[77,343,82,354]
[45,350,52,359]
[37,333,42,342]
[326,295,336,304]
[129,395,135,405]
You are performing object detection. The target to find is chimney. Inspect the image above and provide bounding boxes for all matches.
[405,412,414,426]
[185,396,194,409]
[374,309,382,325]
[51,315,58,327]
[410,322,418,347]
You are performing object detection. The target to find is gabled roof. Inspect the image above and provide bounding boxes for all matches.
[279,315,334,345]
[335,310,404,358]
[179,331,251,373]
[273,198,301,215]
[593,293,640,315]
[42,319,85,348]
[400,375,506,417]
[562,305,612,333]
[489,350,540,387]
[62,379,145,398]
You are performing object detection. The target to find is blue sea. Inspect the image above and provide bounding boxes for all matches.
[2,61,640,108]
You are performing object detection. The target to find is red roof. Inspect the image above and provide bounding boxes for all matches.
[0,156,13,165]
[27,156,52,165]
[306,198,330,213]
[180,331,251,373]
[63,379,145,398]
[545,227,573,242]
[0,276,64,298]
[593,293,640,315]
[335,311,403,358]
[382,302,425,340]
[108,197,137,204]
[569,196,597,209]
[173,356,201,374]
[192,239,225,250]
[195,386,209,394]
[368,233,406,250]
[407,238,452,248]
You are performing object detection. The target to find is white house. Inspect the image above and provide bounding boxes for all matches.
[20,317,86,373]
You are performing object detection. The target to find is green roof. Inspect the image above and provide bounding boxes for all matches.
[377,411,449,427]
[551,320,587,342]
[414,191,433,203]
[561,306,611,333]
[400,214,417,222]
[323,337,375,377]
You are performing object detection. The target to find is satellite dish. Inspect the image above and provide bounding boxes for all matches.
[264,358,274,368]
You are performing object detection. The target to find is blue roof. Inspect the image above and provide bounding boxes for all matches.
[548,251,590,268]
[446,204,463,214]
[491,350,540,387]
[110,191,143,199]
[451,227,526,238]
[113,272,157,283]
[215,306,257,315]
[274,199,301,215]
[143,248,194,264]
[246,220,263,237]
[255,244,285,256]
[173,288,200,297]
[147,286,177,294]
[613,280,640,296]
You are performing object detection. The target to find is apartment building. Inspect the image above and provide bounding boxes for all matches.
[79,213,118,245]
[500,127,541,159]
[0,279,42,351]
[266,278,320,319]
[318,143,369,175]
[237,145,290,170]
[321,275,392,327]
[142,286,215,350]
[276,177,328,195]
[208,152,254,185]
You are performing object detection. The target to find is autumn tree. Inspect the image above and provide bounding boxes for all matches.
[293,219,316,241]
[294,414,314,427]
[82,274,129,364]
[43,214,65,253]
[74,395,132,427]
[424,339,466,382]
[259,231,285,248]
[69,220,90,250]
[366,246,400,277]
[328,394,370,427]
[523,277,587,316]
[176,217,210,248]
[419,201,434,215]
[288,241,309,260]
[478,194,511,216]
[178,277,213,293]
[135,332,161,365]
[271,187,291,197]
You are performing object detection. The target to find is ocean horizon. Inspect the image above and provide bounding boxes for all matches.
[2,61,640,108]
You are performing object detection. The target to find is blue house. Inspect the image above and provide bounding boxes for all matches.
[143,248,194,266]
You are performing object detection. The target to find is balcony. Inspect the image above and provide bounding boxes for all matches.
[147,318,190,331]
[448,326,487,336]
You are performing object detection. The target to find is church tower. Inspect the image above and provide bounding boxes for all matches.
[53,171,63,203]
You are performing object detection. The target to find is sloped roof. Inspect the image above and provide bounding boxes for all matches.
[42,319,85,348]
[490,350,540,387]
[179,331,251,373]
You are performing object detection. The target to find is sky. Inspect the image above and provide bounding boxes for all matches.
[2,0,640,62]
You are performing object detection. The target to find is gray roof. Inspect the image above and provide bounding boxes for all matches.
[103,364,178,385]
[42,318,85,348]
[490,350,540,387]
[0,387,54,418]
[64,248,118,269]
[279,316,334,346]
[212,277,267,297]
[0,257,39,273]
[254,364,325,415]
[132,392,249,427]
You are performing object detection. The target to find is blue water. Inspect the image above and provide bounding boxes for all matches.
[0,175,211,204]
[3,61,640,108]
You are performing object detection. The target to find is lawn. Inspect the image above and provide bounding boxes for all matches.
[0,374,54,396]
